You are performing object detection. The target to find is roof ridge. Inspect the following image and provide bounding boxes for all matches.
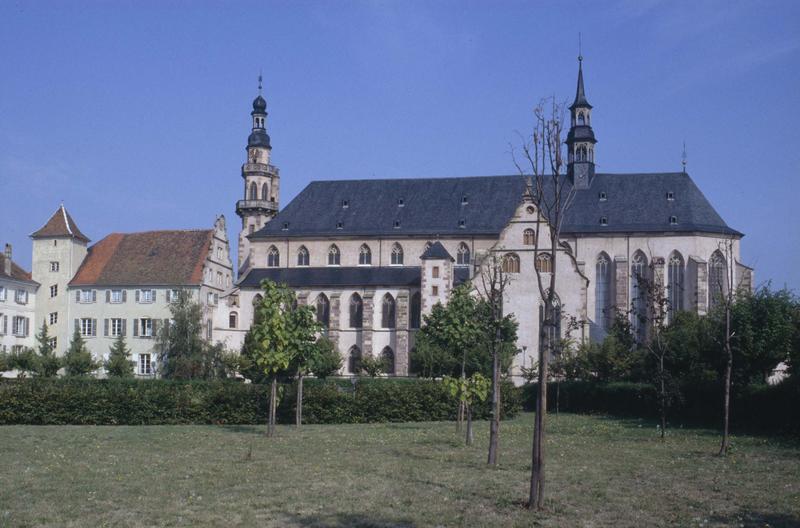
[309,174,524,184]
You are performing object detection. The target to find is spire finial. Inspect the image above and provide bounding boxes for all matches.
[258,70,262,95]
[578,32,583,63]
[681,141,687,173]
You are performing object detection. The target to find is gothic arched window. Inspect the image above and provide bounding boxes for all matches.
[523,228,536,246]
[595,253,612,330]
[709,251,727,310]
[229,311,238,329]
[316,294,330,329]
[668,252,685,320]
[578,112,585,126]
[631,251,649,341]
[249,182,258,200]
[410,291,421,329]
[359,244,372,265]
[381,293,396,329]
[535,253,552,273]
[381,346,395,375]
[456,243,470,266]
[391,243,404,265]
[327,245,340,266]
[349,293,363,329]
[267,246,280,267]
[261,183,269,201]
[502,253,520,273]
[348,346,362,374]
[297,246,309,266]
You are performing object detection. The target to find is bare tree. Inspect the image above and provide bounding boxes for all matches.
[632,256,673,439]
[511,97,575,510]
[713,237,740,456]
[476,252,511,466]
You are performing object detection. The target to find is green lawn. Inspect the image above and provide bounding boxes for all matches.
[0,413,798,527]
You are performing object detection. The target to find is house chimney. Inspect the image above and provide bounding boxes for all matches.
[3,244,11,276]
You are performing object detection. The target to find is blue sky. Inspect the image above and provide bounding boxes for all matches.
[1,1,798,290]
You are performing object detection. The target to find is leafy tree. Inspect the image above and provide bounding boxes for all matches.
[358,354,384,378]
[1,347,38,377]
[105,334,135,378]
[63,328,99,377]
[34,322,61,377]
[157,290,221,379]
[242,280,302,436]
[443,373,490,445]
[308,337,342,379]
[286,300,322,427]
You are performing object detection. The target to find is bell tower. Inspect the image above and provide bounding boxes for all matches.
[236,75,280,273]
[566,54,597,189]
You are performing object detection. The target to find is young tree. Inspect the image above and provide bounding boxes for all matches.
[713,238,742,456]
[34,322,61,377]
[475,252,513,466]
[287,301,322,427]
[633,258,676,439]
[63,328,99,377]
[105,333,135,378]
[443,373,490,445]
[243,280,300,437]
[512,97,575,509]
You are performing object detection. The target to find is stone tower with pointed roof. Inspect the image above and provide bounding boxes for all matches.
[566,55,597,189]
[235,76,280,273]
[30,204,89,353]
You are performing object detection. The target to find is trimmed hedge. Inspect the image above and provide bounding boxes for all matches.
[0,377,521,426]
[521,379,800,434]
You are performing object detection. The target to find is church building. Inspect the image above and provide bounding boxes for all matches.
[225,59,753,381]
[227,60,753,382]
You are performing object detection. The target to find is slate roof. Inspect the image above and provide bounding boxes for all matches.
[239,266,472,289]
[563,172,741,236]
[420,241,454,261]
[252,175,529,239]
[251,172,739,240]
[31,205,90,243]
[0,254,37,285]
[70,230,213,286]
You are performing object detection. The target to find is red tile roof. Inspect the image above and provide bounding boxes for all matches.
[0,254,37,284]
[70,230,214,286]
[31,205,90,243]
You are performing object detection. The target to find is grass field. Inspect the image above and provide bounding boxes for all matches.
[0,413,798,527]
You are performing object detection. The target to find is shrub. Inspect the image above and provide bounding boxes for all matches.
[521,379,799,434]
[0,377,521,426]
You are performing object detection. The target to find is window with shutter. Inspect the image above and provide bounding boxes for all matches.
[122,290,127,303]
[104,319,109,336]
[92,319,97,336]
[92,290,97,303]
[121,319,127,336]
[135,290,140,302]
[151,290,157,302]
[75,290,80,302]
[106,290,111,303]
[133,320,138,337]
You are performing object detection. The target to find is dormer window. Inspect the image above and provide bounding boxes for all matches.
[282,222,289,231]
[666,192,675,201]
[458,219,466,228]
[393,220,401,228]
[341,200,349,208]
[461,195,469,205]
[669,216,678,225]
[600,216,608,226]
[599,191,607,201]
[397,198,404,207]
[336,221,343,229]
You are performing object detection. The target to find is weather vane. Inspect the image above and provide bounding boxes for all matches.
[578,32,583,62]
